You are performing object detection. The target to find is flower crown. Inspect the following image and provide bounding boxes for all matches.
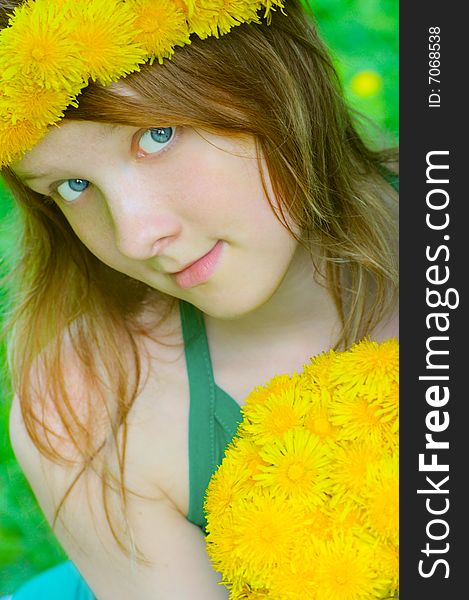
[0,0,285,168]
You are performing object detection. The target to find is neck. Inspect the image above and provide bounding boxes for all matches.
[204,244,341,349]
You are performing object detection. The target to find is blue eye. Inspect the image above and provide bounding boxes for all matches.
[56,178,89,202]
[138,127,175,154]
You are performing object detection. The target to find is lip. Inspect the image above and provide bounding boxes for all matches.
[172,240,224,289]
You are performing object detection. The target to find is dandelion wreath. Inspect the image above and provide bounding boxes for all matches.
[204,338,399,600]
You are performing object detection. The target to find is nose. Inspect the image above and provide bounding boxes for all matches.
[105,179,182,262]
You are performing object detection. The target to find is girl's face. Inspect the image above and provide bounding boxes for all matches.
[12,120,298,319]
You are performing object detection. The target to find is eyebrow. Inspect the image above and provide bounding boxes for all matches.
[16,169,54,181]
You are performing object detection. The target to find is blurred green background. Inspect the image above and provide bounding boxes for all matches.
[0,0,398,594]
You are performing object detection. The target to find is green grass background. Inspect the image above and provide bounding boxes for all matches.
[0,0,398,594]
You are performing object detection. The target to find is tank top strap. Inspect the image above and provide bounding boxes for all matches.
[178,300,218,524]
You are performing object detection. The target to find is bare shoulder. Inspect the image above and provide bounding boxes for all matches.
[9,305,226,598]
[10,395,226,599]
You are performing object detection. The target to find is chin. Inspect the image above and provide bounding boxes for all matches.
[187,279,280,321]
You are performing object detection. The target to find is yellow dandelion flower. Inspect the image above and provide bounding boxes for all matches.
[221,578,249,600]
[260,0,285,24]
[206,510,245,582]
[301,348,337,394]
[255,429,331,503]
[269,560,318,599]
[328,440,384,503]
[173,0,192,18]
[0,91,11,117]
[327,501,366,538]
[213,0,262,37]
[204,455,250,519]
[329,389,394,444]
[242,588,271,599]
[0,1,85,90]
[300,506,334,542]
[227,581,263,599]
[204,339,399,596]
[362,454,399,543]
[3,78,82,127]
[331,338,399,400]
[231,495,303,586]
[242,381,310,444]
[34,0,74,7]
[0,118,47,167]
[350,70,383,98]
[66,0,147,84]
[128,0,191,65]
[185,0,223,39]
[228,437,268,480]
[304,404,337,441]
[373,542,399,597]
[311,535,389,600]
[372,380,399,437]
[244,373,294,409]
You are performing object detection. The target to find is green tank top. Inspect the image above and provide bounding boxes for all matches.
[179,300,242,531]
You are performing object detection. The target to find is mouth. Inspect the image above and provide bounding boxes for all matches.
[172,240,224,289]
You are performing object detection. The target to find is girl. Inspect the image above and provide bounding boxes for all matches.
[0,0,398,598]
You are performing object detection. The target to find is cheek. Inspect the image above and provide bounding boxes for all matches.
[179,140,286,238]
[60,206,119,265]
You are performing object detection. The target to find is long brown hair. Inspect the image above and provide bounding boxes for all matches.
[1,0,398,552]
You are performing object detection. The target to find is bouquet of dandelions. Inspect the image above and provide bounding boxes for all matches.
[204,338,399,600]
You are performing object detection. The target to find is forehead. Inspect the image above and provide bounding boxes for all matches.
[11,121,126,178]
